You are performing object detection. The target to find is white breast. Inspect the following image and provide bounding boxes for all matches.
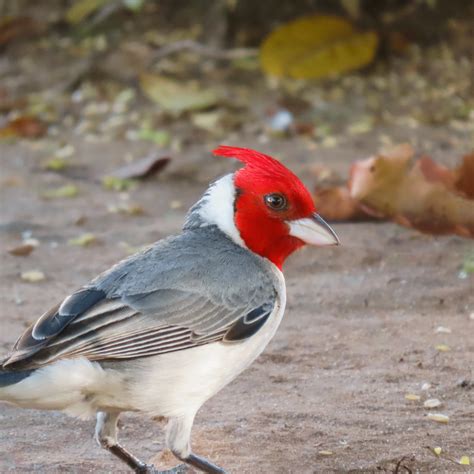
[127,267,286,418]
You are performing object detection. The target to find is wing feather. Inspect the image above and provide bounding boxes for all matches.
[3,228,280,369]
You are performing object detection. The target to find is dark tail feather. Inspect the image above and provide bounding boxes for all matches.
[0,369,34,388]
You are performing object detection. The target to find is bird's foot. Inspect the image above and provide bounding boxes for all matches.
[135,463,189,474]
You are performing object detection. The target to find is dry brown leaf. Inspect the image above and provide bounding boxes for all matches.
[0,116,46,139]
[455,153,474,199]
[314,186,372,221]
[0,17,41,47]
[349,144,474,237]
[8,243,35,256]
[418,156,455,188]
[110,154,171,180]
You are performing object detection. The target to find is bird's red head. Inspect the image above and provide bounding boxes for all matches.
[213,146,339,269]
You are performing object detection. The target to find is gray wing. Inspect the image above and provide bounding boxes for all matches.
[3,228,279,369]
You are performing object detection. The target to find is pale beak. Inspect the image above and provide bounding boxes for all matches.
[288,213,340,246]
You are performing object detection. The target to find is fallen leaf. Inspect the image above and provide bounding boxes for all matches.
[455,153,474,199]
[0,16,41,47]
[318,450,333,456]
[191,111,223,133]
[8,243,35,256]
[435,344,451,352]
[260,15,378,79]
[41,184,79,199]
[424,398,442,409]
[427,413,449,423]
[459,456,470,466]
[349,144,474,237]
[137,128,171,147]
[68,233,97,246]
[405,393,421,401]
[433,447,442,456]
[107,203,145,216]
[140,74,219,114]
[55,144,75,159]
[314,186,372,221]
[102,176,136,192]
[65,0,110,24]
[43,157,69,171]
[0,116,46,139]
[434,326,451,334]
[461,252,474,275]
[109,154,170,180]
[21,270,45,282]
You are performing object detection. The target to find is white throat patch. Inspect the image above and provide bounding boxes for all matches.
[196,174,246,247]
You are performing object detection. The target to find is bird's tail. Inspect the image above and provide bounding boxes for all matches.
[0,368,34,389]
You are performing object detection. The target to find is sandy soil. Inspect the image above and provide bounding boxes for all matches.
[0,134,473,474]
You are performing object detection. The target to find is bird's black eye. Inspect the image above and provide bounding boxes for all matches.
[264,193,287,211]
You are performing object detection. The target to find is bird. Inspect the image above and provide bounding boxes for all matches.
[0,146,339,473]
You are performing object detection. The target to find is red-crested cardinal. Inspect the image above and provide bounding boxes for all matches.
[0,146,339,473]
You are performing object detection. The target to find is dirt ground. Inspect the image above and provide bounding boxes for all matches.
[1,3,474,471]
[0,132,473,473]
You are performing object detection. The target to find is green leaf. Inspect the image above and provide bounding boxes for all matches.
[137,128,171,147]
[41,184,79,199]
[102,176,136,191]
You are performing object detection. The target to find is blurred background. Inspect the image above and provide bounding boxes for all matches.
[0,1,473,472]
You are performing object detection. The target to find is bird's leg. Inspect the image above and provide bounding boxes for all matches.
[167,414,227,474]
[95,411,188,473]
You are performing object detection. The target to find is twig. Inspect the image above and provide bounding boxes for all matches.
[393,456,413,474]
[151,39,258,62]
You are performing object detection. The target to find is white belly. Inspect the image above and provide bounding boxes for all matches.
[128,291,285,417]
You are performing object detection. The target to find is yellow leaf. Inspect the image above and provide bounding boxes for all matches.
[319,450,333,456]
[41,184,79,199]
[66,0,110,24]
[102,176,136,192]
[459,456,470,465]
[435,344,451,352]
[68,233,97,247]
[433,447,442,456]
[21,270,45,282]
[405,393,421,401]
[427,413,449,423]
[260,15,378,79]
[140,74,219,114]
[43,157,68,171]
